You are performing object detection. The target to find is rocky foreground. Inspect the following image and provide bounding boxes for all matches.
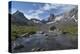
[11,30,78,53]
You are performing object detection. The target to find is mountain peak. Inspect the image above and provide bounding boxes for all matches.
[13,10,24,16]
[48,13,55,22]
[11,10,29,25]
[16,10,21,13]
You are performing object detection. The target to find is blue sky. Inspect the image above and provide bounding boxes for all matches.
[9,1,76,20]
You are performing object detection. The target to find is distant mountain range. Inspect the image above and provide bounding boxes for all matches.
[9,10,48,25]
[9,6,78,26]
[46,6,78,32]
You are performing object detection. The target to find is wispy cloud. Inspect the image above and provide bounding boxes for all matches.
[11,1,76,20]
[24,13,41,20]
[25,4,75,20]
[24,6,45,20]
[42,4,58,11]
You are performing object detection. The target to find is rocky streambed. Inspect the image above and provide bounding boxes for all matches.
[11,31,78,53]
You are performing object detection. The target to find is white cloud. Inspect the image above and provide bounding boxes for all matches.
[42,4,50,10]
[25,4,59,20]
[24,4,60,20]
[24,4,75,20]
[24,12,41,20]
[24,8,45,20]
[27,10,34,14]
[11,8,17,14]
[42,4,59,11]
[42,4,75,11]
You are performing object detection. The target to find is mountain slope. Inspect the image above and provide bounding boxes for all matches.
[11,10,29,25]
[47,6,78,35]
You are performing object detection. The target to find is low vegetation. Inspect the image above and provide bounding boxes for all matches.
[59,25,78,35]
[11,24,38,40]
[50,26,56,31]
[57,24,78,41]
[49,24,77,38]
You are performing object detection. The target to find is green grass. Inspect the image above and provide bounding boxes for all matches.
[59,25,78,35]
[49,23,78,41]
[11,24,38,40]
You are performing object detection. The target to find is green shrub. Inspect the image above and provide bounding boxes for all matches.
[50,26,56,31]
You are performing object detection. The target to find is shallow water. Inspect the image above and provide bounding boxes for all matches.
[12,32,78,53]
